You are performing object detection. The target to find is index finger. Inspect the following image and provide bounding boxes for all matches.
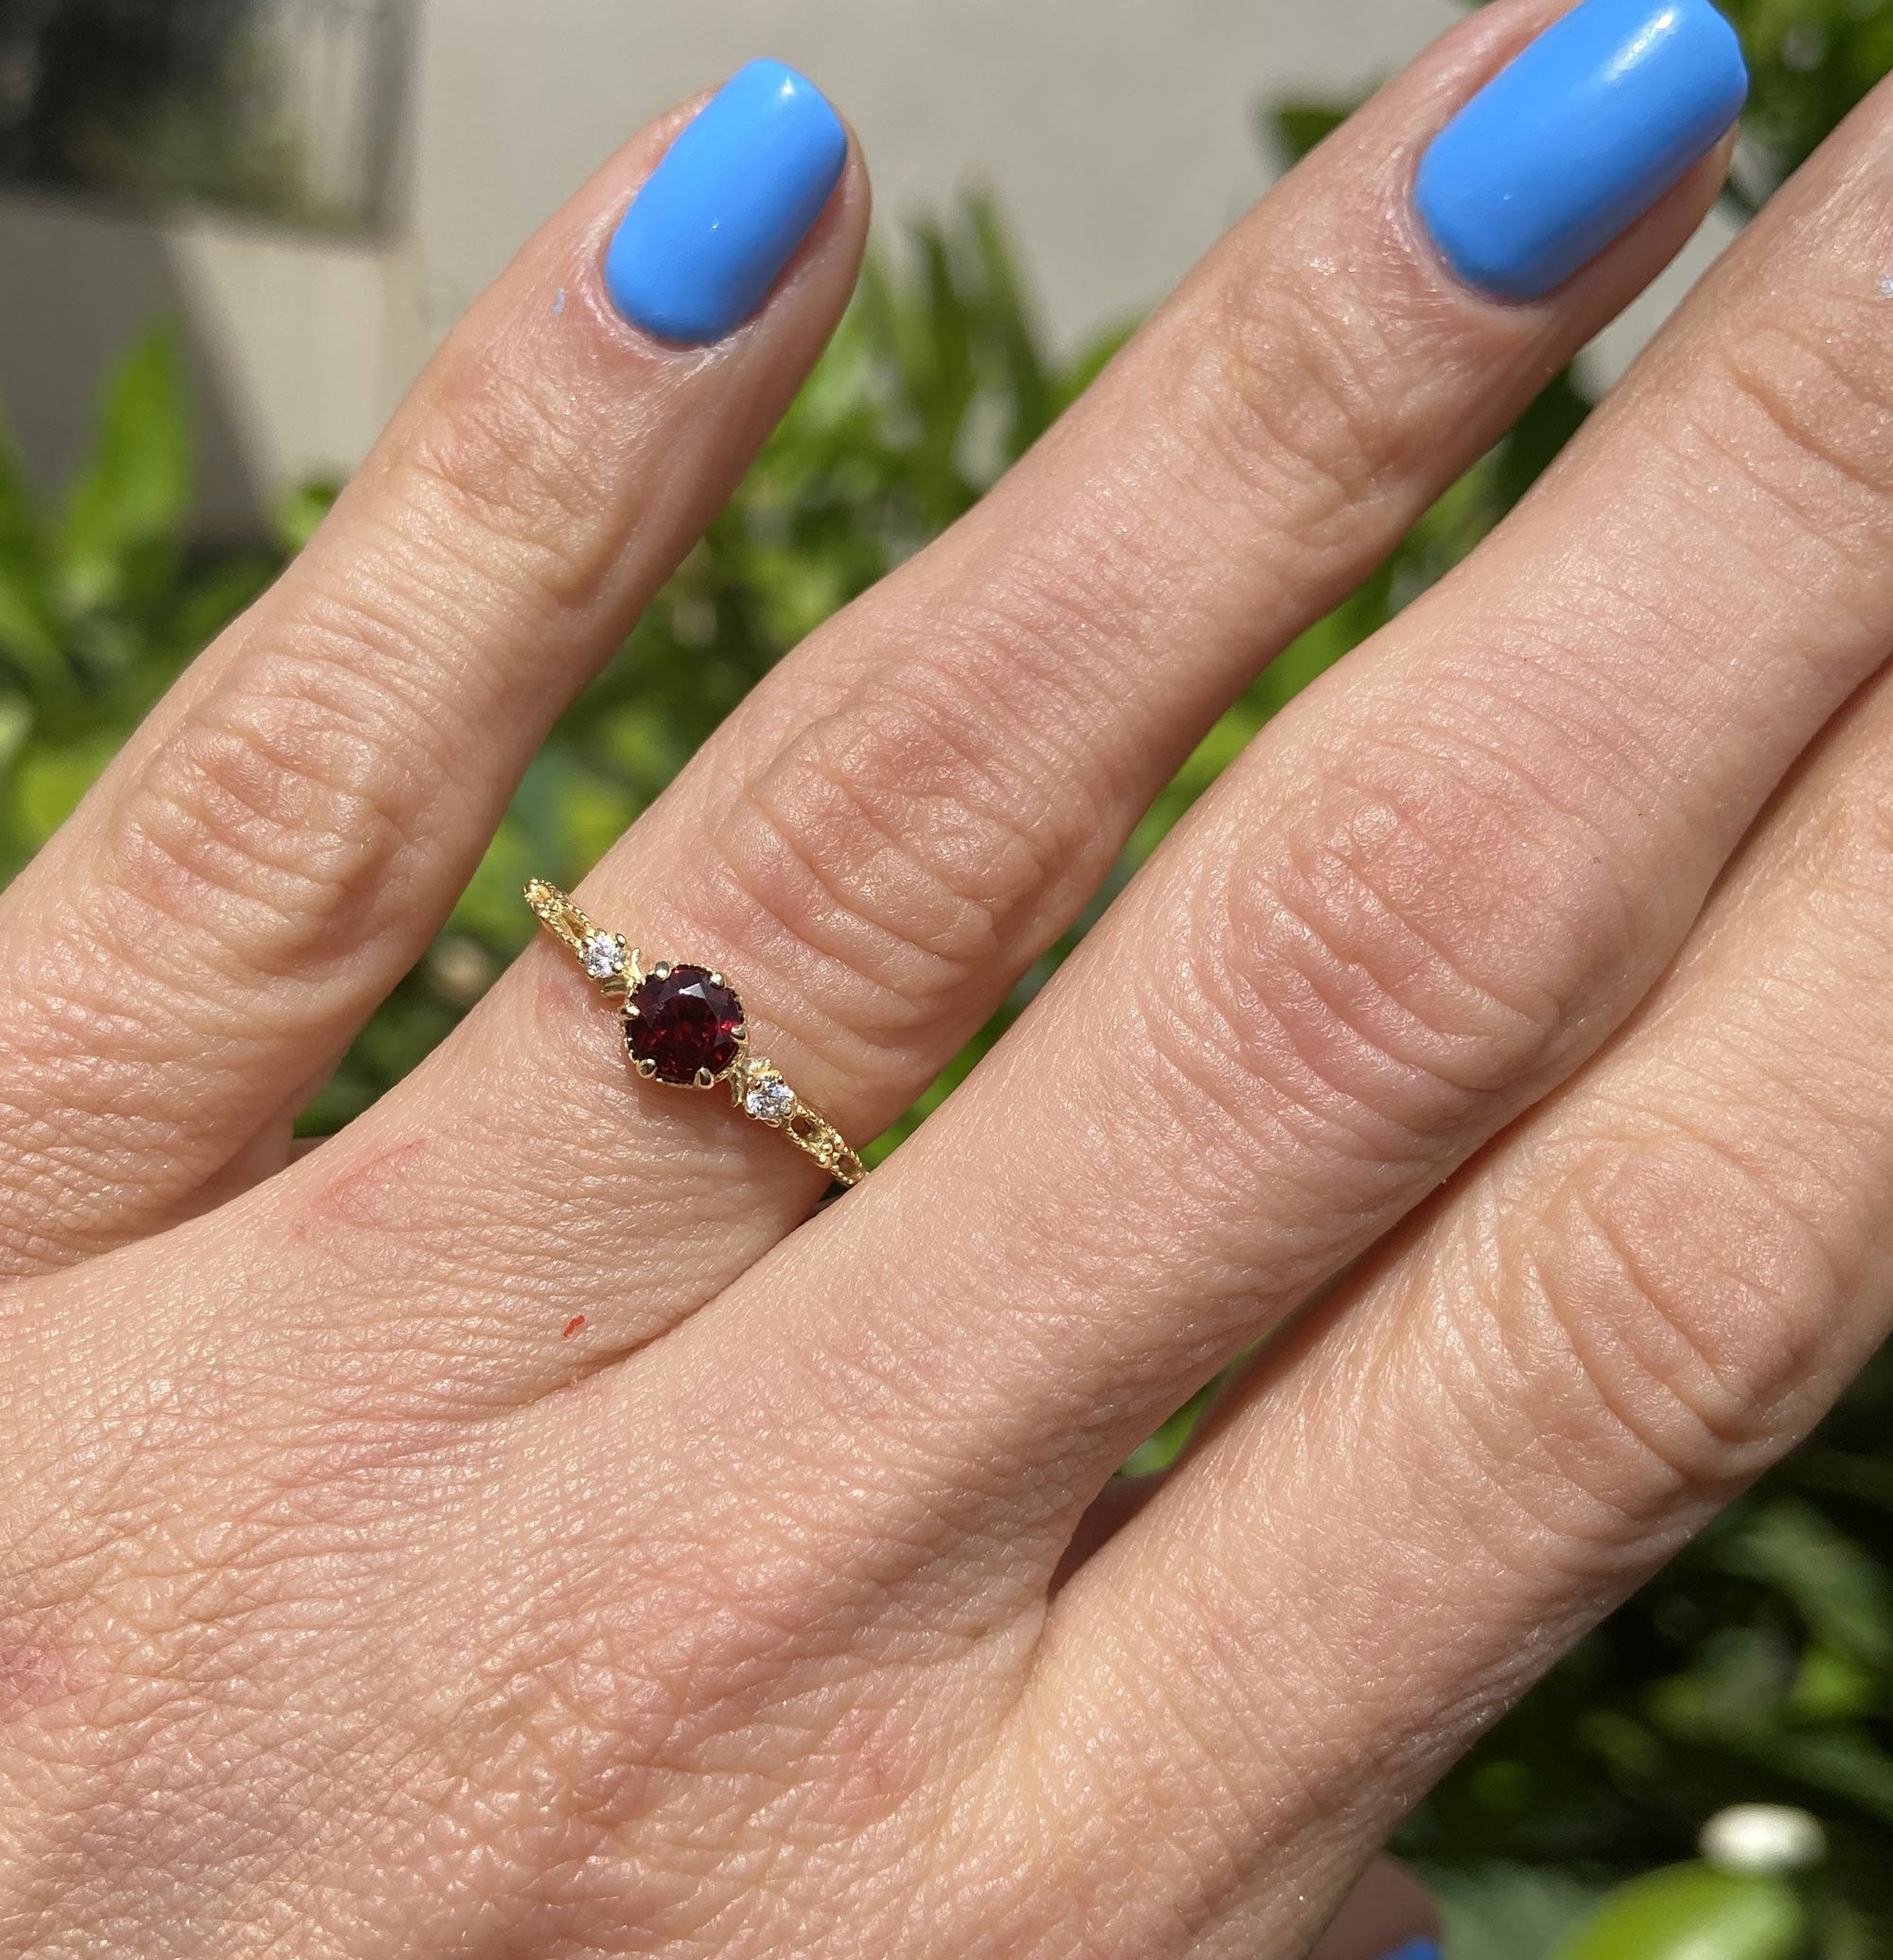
[0,62,867,1273]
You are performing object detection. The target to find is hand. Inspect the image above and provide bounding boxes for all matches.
[0,2,1882,1952]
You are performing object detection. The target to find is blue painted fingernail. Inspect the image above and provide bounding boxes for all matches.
[1415,0,1747,302]
[1377,1942,1443,1960]
[605,58,847,344]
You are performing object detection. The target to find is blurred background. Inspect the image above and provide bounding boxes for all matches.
[0,0,1737,535]
[0,3,1890,1956]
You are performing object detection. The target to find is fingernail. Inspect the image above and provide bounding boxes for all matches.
[1377,1942,1443,1960]
[1414,0,1747,301]
[605,58,848,344]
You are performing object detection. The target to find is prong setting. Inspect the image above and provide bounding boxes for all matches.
[578,930,628,981]
[739,1065,796,1126]
[620,961,744,1086]
[525,880,863,1184]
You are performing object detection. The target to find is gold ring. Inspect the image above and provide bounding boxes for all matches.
[524,880,865,1189]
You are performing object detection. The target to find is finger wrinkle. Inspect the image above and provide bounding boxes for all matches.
[290,1138,436,1241]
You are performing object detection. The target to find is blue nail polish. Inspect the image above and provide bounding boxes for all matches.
[1377,1941,1443,1960]
[1414,0,1747,301]
[605,58,847,344]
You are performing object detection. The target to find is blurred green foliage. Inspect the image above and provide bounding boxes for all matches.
[1,3,1892,1953]
[1721,0,1893,205]
[0,326,275,868]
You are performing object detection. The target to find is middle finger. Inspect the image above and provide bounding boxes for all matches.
[217,0,1734,1392]
[614,55,1893,1586]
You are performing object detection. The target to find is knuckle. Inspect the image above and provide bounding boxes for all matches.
[699,649,1106,1034]
[1190,263,1422,546]
[112,653,438,974]
[1798,759,1893,916]
[391,352,613,609]
[1159,733,1619,1166]
[496,1498,919,1847]
[1499,1127,1838,1505]
[1701,298,1893,522]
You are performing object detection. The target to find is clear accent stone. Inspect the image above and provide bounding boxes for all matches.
[579,932,626,980]
[744,1076,795,1123]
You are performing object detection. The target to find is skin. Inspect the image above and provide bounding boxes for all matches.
[2,0,1892,1950]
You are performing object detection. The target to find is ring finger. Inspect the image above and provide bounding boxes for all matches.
[583,35,1893,1641]
[173,0,1742,1401]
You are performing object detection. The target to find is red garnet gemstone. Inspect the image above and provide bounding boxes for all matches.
[624,964,743,1085]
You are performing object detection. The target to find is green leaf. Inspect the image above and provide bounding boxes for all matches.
[0,693,34,774]
[1262,99,1353,168]
[55,323,193,623]
[1551,1865,1805,1960]
[964,189,1054,461]
[1050,316,1136,417]
[0,406,43,574]
[11,730,126,847]
[1118,1376,1220,1476]
[1424,1861,1613,1960]
[167,553,275,657]
[1720,0,1893,197]
[0,563,67,699]
[1725,1501,1893,1675]
[1492,368,1594,515]
[0,413,72,702]
[273,476,341,556]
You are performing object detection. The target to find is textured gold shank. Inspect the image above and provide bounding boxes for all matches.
[524,880,865,1189]
[730,1055,867,1187]
[523,878,593,955]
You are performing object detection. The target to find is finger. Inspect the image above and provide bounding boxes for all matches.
[629,46,1893,1578]
[219,0,1738,1396]
[1309,1863,1440,1960]
[0,62,867,1273]
[1024,563,1893,1960]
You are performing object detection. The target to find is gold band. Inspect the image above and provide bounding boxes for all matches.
[524,880,865,1190]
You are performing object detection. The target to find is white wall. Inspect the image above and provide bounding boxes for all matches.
[0,0,1737,533]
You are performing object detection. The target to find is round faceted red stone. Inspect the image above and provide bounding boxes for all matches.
[624,964,743,1085]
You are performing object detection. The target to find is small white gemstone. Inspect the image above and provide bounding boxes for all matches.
[745,1077,795,1123]
[579,932,625,980]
